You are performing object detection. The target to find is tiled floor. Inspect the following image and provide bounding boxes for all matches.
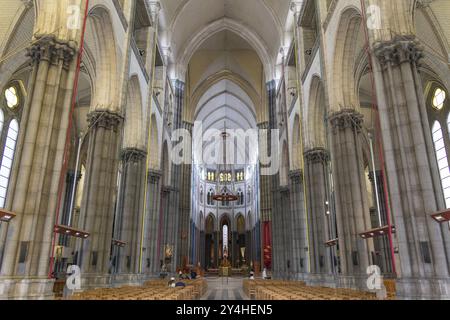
[201,277,250,300]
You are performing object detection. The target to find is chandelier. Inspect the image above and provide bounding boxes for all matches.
[212,125,238,202]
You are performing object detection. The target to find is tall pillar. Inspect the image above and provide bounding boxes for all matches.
[78,111,123,287]
[328,109,374,288]
[145,169,161,275]
[373,36,450,299]
[289,170,307,279]
[177,121,192,267]
[159,186,179,273]
[258,121,273,272]
[0,35,77,299]
[368,170,393,275]
[115,148,146,278]
[304,148,334,280]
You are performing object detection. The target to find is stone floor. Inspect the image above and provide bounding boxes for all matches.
[201,277,250,300]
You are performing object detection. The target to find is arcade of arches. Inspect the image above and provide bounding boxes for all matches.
[0,0,449,300]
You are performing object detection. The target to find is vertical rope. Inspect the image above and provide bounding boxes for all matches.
[292,14,312,273]
[139,12,160,273]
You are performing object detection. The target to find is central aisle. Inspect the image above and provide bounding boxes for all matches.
[201,277,250,300]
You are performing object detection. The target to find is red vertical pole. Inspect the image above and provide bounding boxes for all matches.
[48,0,90,279]
[359,0,397,275]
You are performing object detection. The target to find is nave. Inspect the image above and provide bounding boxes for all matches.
[67,276,396,301]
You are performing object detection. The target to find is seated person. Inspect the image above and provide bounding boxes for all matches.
[168,277,176,288]
[190,270,197,280]
[249,271,255,280]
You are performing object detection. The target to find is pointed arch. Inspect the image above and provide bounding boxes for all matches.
[280,140,289,186]
[123,75,144,150]
[161,140,171,186]
[86,5,120,112]
[177,18,274,81]
[307,76,327,149]
[432,121,450,208]
[0,119,19,208]
[331,7,363,111]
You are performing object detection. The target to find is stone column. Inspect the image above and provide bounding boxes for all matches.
[0,35,76,299]
[373,36,450,299]
[368,171,393,275]
[159,186,178,273]
[328,109,374,288]
[78,110,123,287]
[280,187,292,280]
[177,121,192,267]
[289,170,307,279]
[115,148,146,278]
[304,148,334,280]
[145,169,161,275]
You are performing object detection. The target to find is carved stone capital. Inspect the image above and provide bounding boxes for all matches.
[257,122,269,130]
[26,35,76,69]
[374,36,424,68]
[289,170,303,185]
[182,121,193,132]
[87,110,123,131]
[304,148,330,164]
[328,109,364,133]
[121,148,147,163]
[148,169,162,184]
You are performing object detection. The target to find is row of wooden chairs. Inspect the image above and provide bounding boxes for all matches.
[70,278,207,300]
[243,280,395,301]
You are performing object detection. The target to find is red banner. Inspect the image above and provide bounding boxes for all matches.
[263,221,272,269]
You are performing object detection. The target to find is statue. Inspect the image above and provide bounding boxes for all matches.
[221,246,231,267]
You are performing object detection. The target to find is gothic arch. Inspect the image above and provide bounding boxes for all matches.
[85,5,120,112]
[148,113,160,169]
[187,70,263,123]
[280,140,289,186]
[123,75,144,150]
[0,4,35,88]
[161,140,171,186]
[306,76,327,149]
[177,18,274,81]
[331,7,363,111]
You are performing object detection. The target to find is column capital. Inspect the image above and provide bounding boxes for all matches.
[373,35,424,68]
[146,1,161,23]
[328,109,364,133]
[87,110,123,131]
[121,148,147,163]
[26,35,76,69]
[257,121,269,130]
[182,121,194,131]
[289,169,303,184]
[290,2,303,15]
[304,148,330,164]
[148,169,162,184]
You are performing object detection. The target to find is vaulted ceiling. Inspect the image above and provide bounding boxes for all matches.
[159,0,293,79]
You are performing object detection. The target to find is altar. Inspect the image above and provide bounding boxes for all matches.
[219,266,232,277]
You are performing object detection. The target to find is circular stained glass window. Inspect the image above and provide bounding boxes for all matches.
[432,88,446,110]
[5,86,19,109]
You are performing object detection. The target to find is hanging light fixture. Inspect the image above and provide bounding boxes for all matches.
[212,123,238,203]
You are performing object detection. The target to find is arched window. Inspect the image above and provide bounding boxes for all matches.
[432,88,446,110]
[432,121,450,208]
[222,224,228,255]
[4,86,19,109]
[0,120,19,208]
[0,110,4,135]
